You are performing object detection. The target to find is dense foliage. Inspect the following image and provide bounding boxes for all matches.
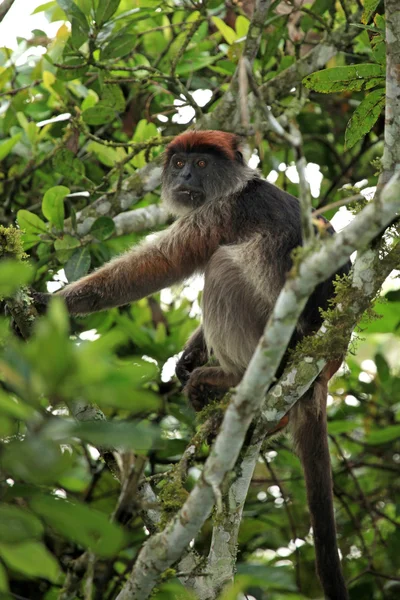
[0,1,399,599]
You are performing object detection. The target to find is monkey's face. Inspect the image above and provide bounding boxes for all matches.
[166,152,208,207]
[162,151,250,215]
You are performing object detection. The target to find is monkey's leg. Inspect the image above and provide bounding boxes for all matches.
[175,326,208,386]
[185,366,240,412]
[290,365,348,600]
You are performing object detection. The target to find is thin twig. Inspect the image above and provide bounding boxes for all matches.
[243,0,271,63]
[0,0,15,22]
[243,58,314,244]
[312,194,365,216]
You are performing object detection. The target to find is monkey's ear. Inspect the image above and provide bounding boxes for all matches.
[235,150,244,163]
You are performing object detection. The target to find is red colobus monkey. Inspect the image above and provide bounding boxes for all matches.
[34,131,349,599]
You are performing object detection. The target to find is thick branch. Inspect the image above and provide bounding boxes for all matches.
[72,156,164,234]
[6,289,39,340]
[113,205,169,236]
[380,0,400,184]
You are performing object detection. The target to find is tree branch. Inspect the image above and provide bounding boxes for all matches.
[380,0,400,185]
[243,0,271,64]
[244,58,314,244]
[260,12,362,105]
[113,205,169,236]
[71,156,164,235]
[0,0,15,23]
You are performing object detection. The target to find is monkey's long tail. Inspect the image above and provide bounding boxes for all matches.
[290,369,349,600]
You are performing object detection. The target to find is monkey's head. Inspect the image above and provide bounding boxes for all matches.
[162,130,254,215]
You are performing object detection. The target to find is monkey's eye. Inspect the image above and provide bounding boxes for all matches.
[175,159,185,169]
[197,159,207,168]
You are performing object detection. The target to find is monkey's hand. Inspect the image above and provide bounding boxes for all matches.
[176,347,206,386]
[185,370,223,412]
[29,289,51,314]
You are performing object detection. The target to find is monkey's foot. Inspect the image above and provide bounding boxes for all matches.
[184,366,238,412]
[175,343,209,386]
[176,350,201,386]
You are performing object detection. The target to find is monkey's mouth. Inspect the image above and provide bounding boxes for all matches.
[174,188,204,205]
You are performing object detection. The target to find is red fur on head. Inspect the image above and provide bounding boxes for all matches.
[166,130,241,161]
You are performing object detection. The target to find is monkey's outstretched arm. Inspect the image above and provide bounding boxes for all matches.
[54,214,226,315]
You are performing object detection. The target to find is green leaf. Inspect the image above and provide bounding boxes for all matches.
[64,246,91,282]
[211,16,237,45]
[360,301,400,333]
[0,391,33,419]
[176,54,221,75]
[82,105,115,125]
[71,14,88,50]
[57,0,89,49]
[101,33,137,59]
[303,64,385,93]
[0,505,43,543]
[367,425,400,444]
[362,0,381,24]
[90,216,115,241]
[328,420,358,435]
[102,84,125,111]
[0,541,60,582]
[385,290,400,302]
[236,563,296,590]
[17,210,47,235]
[262,16,287,68]
[95,0,120,25]
[0,133,22,161]
[0,66,14,90]
[2,438,72,484]
[57,419,160,451]
[30,495,125,557]
[0,562,9,593]
[375,353,391,383]
[0,260,34,297]
[87,140,122,166]
[235,16,250,38]
[53,148,85,183]
[372,39,386,65]
[210,59,236,75]
[42,185,69,230]
[345,88,385,149]
[301,0,333,32]
[54,234,80,261]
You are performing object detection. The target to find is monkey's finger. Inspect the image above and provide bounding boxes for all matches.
[29,289,50,314]
[175,363,191,386]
